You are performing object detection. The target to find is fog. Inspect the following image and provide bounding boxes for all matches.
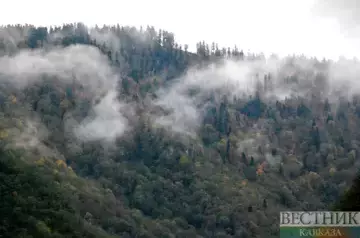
[1,22,360,152]
[74,89,130,142]
[0,38,129,147]
[3,0,360,59]
[150,55,360,137]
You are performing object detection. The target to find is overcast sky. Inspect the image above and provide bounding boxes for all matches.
[1,0,359,59]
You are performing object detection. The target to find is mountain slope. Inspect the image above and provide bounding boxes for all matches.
[0,23,359,238]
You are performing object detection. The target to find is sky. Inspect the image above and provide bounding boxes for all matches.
[1,0,359,59]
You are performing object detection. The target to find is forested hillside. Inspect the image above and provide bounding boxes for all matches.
[0,23,360,238]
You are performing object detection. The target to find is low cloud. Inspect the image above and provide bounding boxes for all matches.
[0,44,130,144]
[74,90,130,142]
[150,54,360,137]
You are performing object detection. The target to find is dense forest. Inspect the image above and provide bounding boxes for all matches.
[0,23,360,238]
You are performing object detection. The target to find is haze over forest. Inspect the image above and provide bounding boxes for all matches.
[3,0,360,59]
[1,1,360,238]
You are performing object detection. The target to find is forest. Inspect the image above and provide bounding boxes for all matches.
[0,23,360,238]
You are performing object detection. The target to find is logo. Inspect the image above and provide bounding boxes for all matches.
[280,211,360,237]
